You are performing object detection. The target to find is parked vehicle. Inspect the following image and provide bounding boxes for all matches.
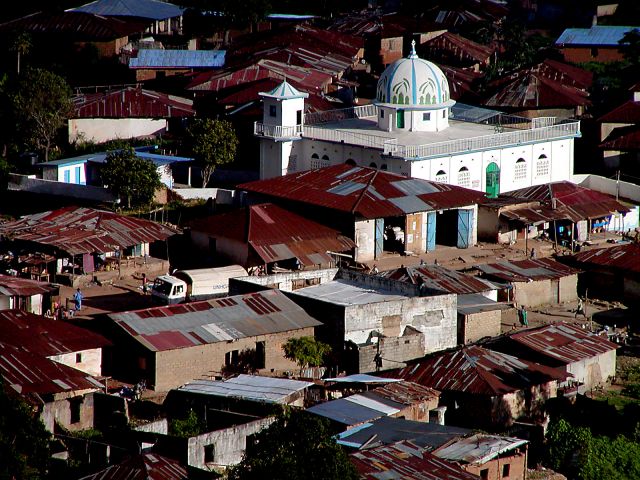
[151,265,248,304]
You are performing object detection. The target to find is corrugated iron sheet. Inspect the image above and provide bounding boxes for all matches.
[381,265,500,295]
[307,396,389,426]
[423,31,494,64]
[434,434,527,465]
[509,322,618,365]
[68,0,184,21]
[0,206,177,256]
[556,25,636,47]
[0,274,59,297]
[239,164,485,220]
[78,453,188,480]
[351,441,481,480]
[109,290,321,352]
[476,257,580,283]
[600,125,640,151]
[568,242,640,274]
[599,100,640,124]
[130,49,225,69]
[366,381,440,406]
[380,346,568,396]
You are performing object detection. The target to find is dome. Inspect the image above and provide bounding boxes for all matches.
[375,41,452,108]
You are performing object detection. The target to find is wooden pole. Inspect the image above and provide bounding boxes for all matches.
[570,222,575,253]
[525,224,529,257]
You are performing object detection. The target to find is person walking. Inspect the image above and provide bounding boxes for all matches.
[141,273,148,295]
[73,288,83,311]
[575,297,587,319]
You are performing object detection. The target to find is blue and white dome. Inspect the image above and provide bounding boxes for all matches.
[375,41,452,108]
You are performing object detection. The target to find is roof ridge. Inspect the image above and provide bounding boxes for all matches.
[351,168,379,215]
[460,346,504,395]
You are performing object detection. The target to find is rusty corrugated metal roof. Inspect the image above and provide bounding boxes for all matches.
[109,289,322,352]
[434,434,527,465]
[78,453,188,480]
[600,125,640,151]
[509,322,618,365]
[599,100,640,124]
[422,32,494,65]
[568,242,640,274]
[240,165,485,220]
[366,381,440,406]
[381,265,500,295]
[380,345,568,396]
[476,257,580,283]
[0,274,59,297]
[0,206,177,256]
[351,441,481,480]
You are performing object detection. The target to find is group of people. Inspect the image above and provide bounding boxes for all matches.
[45,288,84,320]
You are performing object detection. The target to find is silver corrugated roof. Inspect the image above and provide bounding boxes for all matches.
[435,434,527,465]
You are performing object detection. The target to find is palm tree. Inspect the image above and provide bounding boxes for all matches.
[11,32,32,75]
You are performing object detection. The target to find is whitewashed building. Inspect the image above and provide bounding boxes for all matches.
[255,41,580,197]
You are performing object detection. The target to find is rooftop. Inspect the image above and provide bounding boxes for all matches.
[556,25,639,47]
[0,274,59,297]
[78,453,188,480]
[599,100,640,124]
[567,242,640,274]
[129,49,226,69]
[476,258,581,283]
[307,393,401,426]
[0,206,177,256]
[177,375,313,404]
[108,289,322,352]
[68,0,184,21]
[457,293,511,315]
[291,279,410,306]
[381,265,501,295]
[434,434,527,465]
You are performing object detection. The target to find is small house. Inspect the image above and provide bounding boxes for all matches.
[0,274,59,315]
[555,25,640,64]
[129,49,226,82]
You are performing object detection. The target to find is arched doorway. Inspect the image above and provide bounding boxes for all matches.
[345,159,356,166]
[486,162,500,198]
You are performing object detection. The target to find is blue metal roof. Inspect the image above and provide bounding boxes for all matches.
[130,49,226,69]
[556,26,639,46]
[68,0,184,21]
[39,149,192,168]
[259,80,309,100]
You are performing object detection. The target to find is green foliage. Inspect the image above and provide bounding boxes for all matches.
[622,383,640,400]
[227,409,358,480]
[170,409,204,438]
[101,147,162,209]
[11,67,73,161]
[545,417,592,471]
[186,118,238,187]
[0,382,51,479]
[619,28,640,67]
[222,348,261,376]
[283,337,331,372]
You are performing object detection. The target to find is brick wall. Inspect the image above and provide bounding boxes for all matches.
[561,46,624,64]
[463,448,527,480]
[459,310,502,344]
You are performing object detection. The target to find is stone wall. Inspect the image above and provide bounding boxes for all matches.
[41,392,95,432]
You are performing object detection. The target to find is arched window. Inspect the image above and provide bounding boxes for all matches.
[514,158,527,181]
[310,153,322,170]
[535,154,549,178]
[345,159,356,166]
[370,162,378,169]
[380,164,388,171]
[457,167,471,188]
[435,170,448,183]
[311,153,319,159]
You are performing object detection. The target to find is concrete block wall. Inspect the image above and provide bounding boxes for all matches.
[41,392,95,433]
[47,348,103,377]
[338,269,423,297]
[463,449,527,480]
[229,269,339,295]
[558,275,579,304]
[568,350,616,390]
[357,332,425,373]
[458,310,502,344]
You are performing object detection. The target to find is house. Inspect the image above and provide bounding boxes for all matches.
[420,32,494,71]
[129,49,226,81]
[0,309,110,377]
[475,257,580,308]
[0,343,103,432]
[68,0,185,36]
[0,206,176,283]
[477,181,630,247]
[78,453,188,480]
[561,243,640,304]
[239,164,485,262]
[350,441,481,480]
[107,289,322,391]
[380,265,508,344]
[253,43,580,198]
[598,88,640,172]
[382,345,568,430]
[186,203,356,272]
[69,87,194,144]
[434,434,528,480]
[555,25,639,63]
[488,322,618,392]
[0,274,59,315]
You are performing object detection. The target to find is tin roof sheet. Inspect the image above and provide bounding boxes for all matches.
[188,203,355,267]
[109,290,321,352]
[0,274,59,297]
[600,125,640,150]
[599,100,640,124]
[423,31,495,65]
[325,374,403,384]
[476,257,580,283]
[556,25,639,47]
[239,164,485,220]
[381,265,500,295]
[508,322,618,365]
[177,375,312,404]
[366,381,440,406]
[380,345,569,396]
[0,309,110,356]
[568,242,640,274]
[307,397,390,426]
[291,279,411,306]
[0,206,177,256]
[457,293,511,315]
[130,49,225,69]
[351,441,481,480]
[69,0,184,21]
[78,453,188,480]
[434,434,527,465]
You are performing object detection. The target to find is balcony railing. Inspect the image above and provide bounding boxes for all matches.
[304,104,377,125]
[303,121,581,159]
[254,123,303,139]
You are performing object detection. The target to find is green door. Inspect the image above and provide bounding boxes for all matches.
[396,109,405,129]
[486,162,500,198]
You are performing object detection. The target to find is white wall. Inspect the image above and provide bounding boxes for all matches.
[69,118,168,143]
[58,163,87,185]
[354,219,376,262]
[47,347,103,377]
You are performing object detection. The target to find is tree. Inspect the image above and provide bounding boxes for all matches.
[101,148,162,209]
[186,118,238,187]
[620,28,640,68]
[12,67,73,161]
[10,31,32,75]
[169,409,204,438]
[0,381,51,479]
[227,409,358,480]
[283,336,331,375]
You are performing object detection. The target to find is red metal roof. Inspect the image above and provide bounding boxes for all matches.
[381,265,499,295]
[188,203,355,266]
[509,322,618,365]
[0,274,59,297]
[368,381,440,406]
[440,65,484,101]
[599,100,640,124]
[568,242,640,274]
[0,309,111,356]
[476,257,580,283]
[239,164,486,220]
[351,441,481,480]
[0,343,102,405]
[422,32,495,65]
[0,206,177,255]
[73,87,194,119]
[381,345,568,396]
[79,453,188,480]
[600,125,640,151]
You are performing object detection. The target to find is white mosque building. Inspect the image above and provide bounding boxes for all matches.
[255,41,581,198]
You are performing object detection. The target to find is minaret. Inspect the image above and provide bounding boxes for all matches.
[255,80,308,179]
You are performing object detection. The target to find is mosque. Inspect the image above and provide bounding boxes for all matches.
[255,41,581,197]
